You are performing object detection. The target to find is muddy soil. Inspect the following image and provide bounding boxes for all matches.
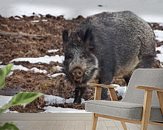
[0,14,162,112]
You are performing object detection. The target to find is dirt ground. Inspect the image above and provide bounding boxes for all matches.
[0,14,162,112]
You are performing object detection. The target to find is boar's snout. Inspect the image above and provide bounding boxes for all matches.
[71,67,84,82]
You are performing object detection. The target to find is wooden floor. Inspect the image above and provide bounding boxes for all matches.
[8,119,124,130]
[0,113,141,130]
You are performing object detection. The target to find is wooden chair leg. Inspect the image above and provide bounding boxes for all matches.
[109,88,118,101]
[121,121,127,130]
[92,113,98,130]
[157,91,163,114]
[94,86,102,100]
[141,90,152,130]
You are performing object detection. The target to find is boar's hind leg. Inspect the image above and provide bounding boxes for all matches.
[138,55,155,68]
[123,55,155,85]
[123,74,131,85]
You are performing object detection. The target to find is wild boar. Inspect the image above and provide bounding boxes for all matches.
[62,11,156,103]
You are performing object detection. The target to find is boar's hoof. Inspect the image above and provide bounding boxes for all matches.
[73,97,82,104]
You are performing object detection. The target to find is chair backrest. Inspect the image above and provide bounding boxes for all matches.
[122,68,163,107]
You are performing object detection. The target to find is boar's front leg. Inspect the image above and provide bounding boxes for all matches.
[73,87,80,104]
[73,87,86,104]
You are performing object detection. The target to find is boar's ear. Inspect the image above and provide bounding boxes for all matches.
[84,28,94,50]
[62,30,69,43]
[84,28,93,42]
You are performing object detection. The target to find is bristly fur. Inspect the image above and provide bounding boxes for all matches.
[62,11,156,103]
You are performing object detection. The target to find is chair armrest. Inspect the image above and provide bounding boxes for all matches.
[87,83,117,89]
[87,83,118,101]
[137,86,163,92]
[137,86,163,115]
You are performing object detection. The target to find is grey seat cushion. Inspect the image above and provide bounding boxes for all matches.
[85,100,163,122]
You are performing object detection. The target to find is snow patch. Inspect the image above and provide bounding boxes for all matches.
[156,46,163,52]
[141,15,163,23]
[14,17,21,20]
[31,20,40,23]
[31,19,48,23]
[51,65,63,73]
[44,95,85,105]
[156,54,163,63]
[156,45,163,63]
[11,55,65,64]
[0,95,12,107]
[47,49,59,53]
[154,30,163,42]
[155,30,163,62]
[55,66,63,71]
[159,23,163,27]
[30,67,47,74]
[114,84,127,98]
[49,73,65,78]
[65,98,74,104]
[0,65,6,69]
[6,110,19,113]
[13,65,29,71]
[0,65,47,74]
[44,95,66,105]
[42,19,48,22]
[0,95,87,113]
[43,106,88,113]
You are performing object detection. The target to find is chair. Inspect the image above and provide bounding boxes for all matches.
[85,68,163,130]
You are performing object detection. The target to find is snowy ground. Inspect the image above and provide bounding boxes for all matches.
[1,22,163,113]
[155,30,163,63]
[0,0,163,112]
[0,19,163,113]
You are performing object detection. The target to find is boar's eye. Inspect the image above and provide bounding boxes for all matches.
[65,53,73,60]
[80,53,88,59]
[88,46,94,52]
